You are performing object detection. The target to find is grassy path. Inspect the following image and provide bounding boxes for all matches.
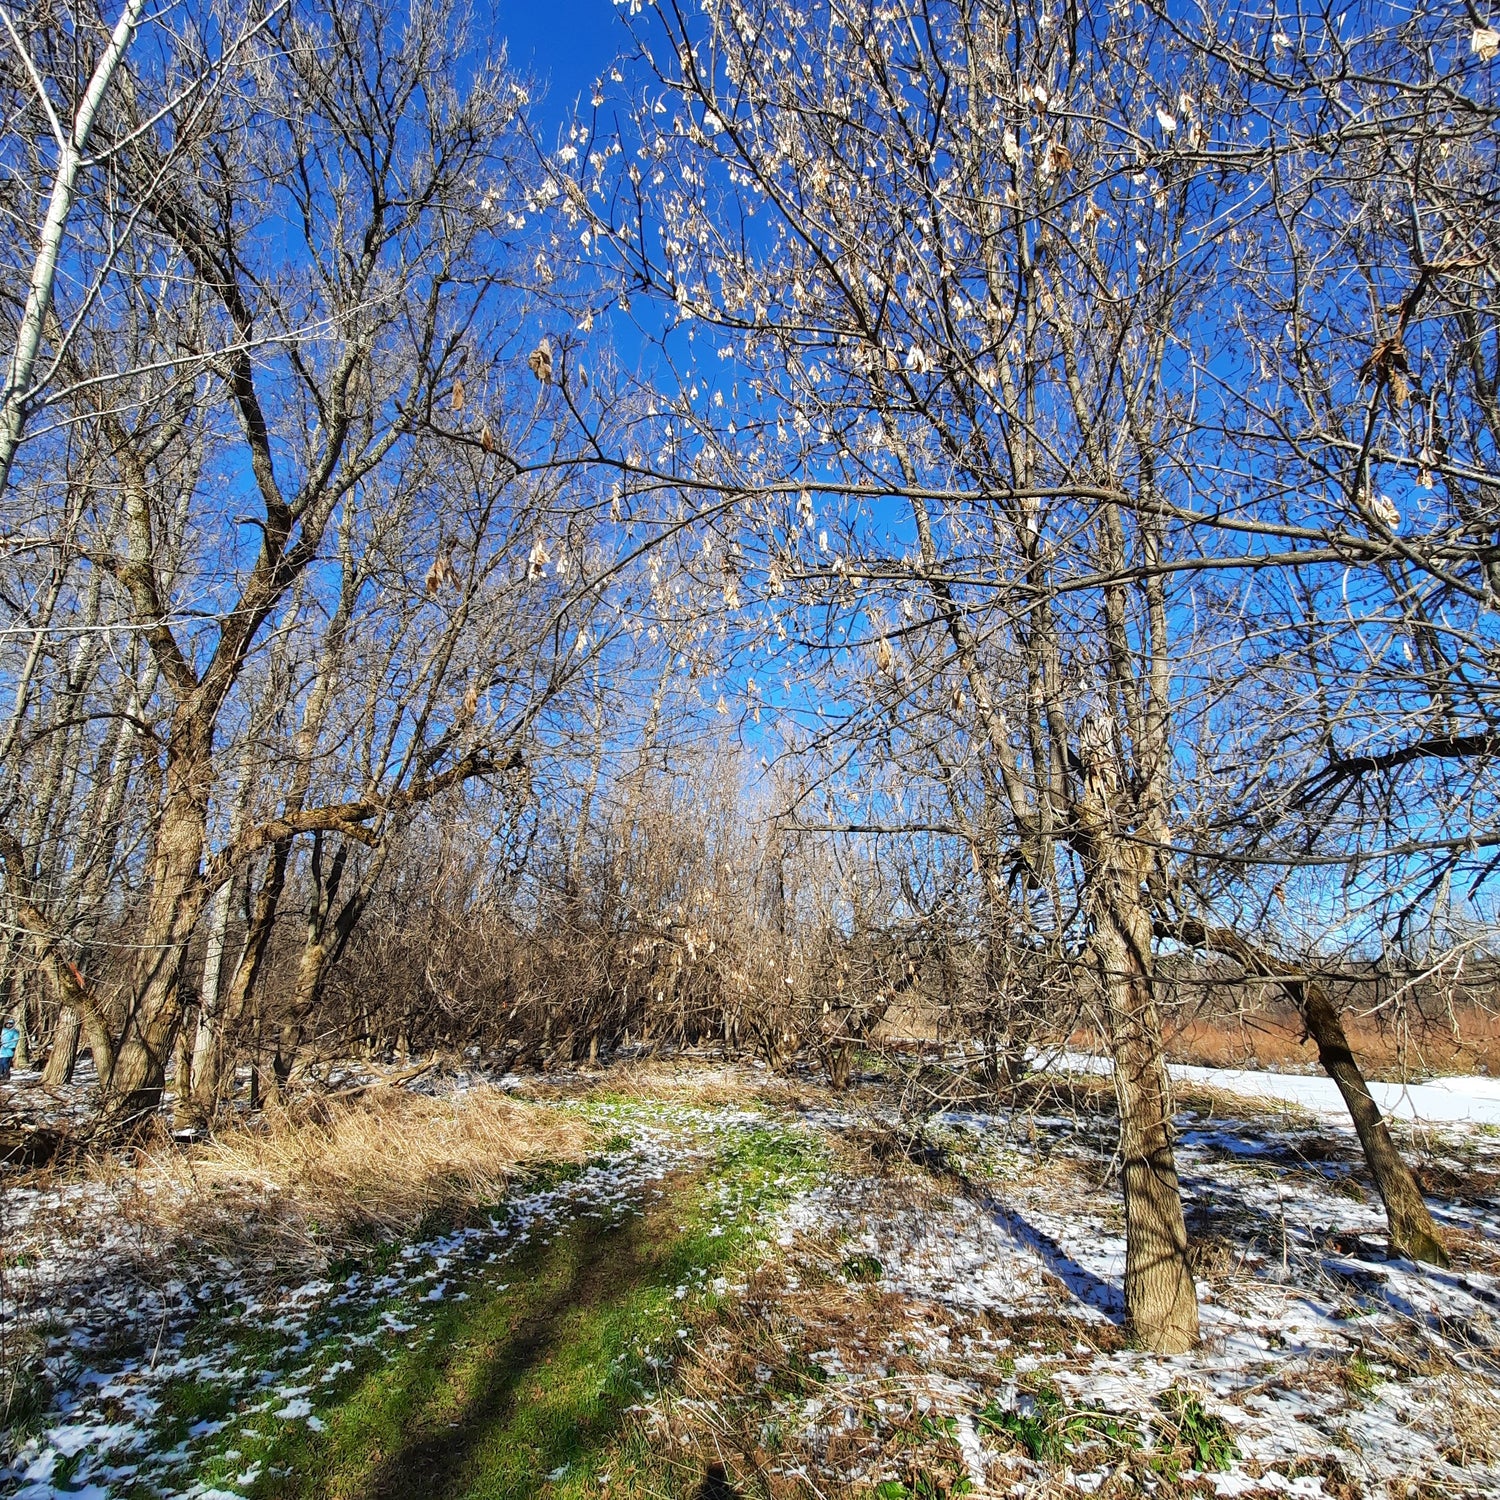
[12,1105,818,1500]
[258,1168,713,1499]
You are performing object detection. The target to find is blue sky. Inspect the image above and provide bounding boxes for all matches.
[495,0,624,128]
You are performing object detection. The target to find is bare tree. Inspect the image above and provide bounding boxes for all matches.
[568,0,1260,1350]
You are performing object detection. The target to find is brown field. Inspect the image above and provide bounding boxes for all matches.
[879,989,1500,1082]
[1158,1002,1500,1080]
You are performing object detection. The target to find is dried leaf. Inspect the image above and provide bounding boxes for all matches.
[875,637,895,674]
[479,421,495,453]
[1473,26,1500,60]
[424,544,460,595]
[1081,197,1111,236]
[528,339,554,383]
[1358,334,1410,393]
[451,376,466,412]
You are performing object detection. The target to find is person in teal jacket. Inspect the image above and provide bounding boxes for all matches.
[0,1018,19,1080]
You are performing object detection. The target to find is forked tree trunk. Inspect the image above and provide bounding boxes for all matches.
[1297,979,1449,1267]
[270,835,384,1089]
[38,989,115,1089]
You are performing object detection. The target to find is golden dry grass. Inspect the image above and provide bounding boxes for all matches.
[106,1085,593,1263]
[1161,1006,1500,1079]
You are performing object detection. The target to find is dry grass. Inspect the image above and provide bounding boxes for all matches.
[1161,1006,1500,1079]
[111,1085,592,1264]
[513,1056,774,1110]
[1435,1371,1500,1467]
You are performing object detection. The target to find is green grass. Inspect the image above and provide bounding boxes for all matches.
[978,1381,1137,1466]
[839,1252,884,1282]
[89,1118,820,1500]
[1155,1387,1238,1474]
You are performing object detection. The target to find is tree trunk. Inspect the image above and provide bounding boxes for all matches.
[0,832,116,1086]
[108,741,212,1118]
[43,1005,80,1085]
[172,1003,196,1106]
[190,841,288,1120]
[0,0,149,496]
[274,835,385,1087]
[1157,919,1449,1269]
[180,874,234,1128]
[110,919,194,1116]
[1078,716,1198,1354]
[1094,898,1199,1353]
[1298,979,1449,1267]
[248,993,264,1112]
[12,990,30,1071]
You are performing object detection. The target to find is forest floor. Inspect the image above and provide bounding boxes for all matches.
[2,1053,1500,1500]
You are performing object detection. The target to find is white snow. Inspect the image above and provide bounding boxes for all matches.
[1171,1062,1500,1125]
[1052,1049,1500,1126]
[6,1059,1500,1499]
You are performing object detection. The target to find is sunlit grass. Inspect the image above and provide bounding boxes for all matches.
[124,1123,819,1500]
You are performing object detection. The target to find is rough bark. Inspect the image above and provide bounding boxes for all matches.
[42,1005,80,1085]
[1094,899,1199,1353]
[1080,722,1198,1353]
[108,747,211,1116]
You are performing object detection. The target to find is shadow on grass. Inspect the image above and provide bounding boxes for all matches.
[694,1461,742,1499]
[250,1191,705,1500]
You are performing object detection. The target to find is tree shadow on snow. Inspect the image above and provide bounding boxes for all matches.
[981,1195,1127,1320]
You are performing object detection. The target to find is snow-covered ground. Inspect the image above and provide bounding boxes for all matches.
[4,1059,1500,1498]
[1169,1061,1500,1127]
[752,1089,1500,1497]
